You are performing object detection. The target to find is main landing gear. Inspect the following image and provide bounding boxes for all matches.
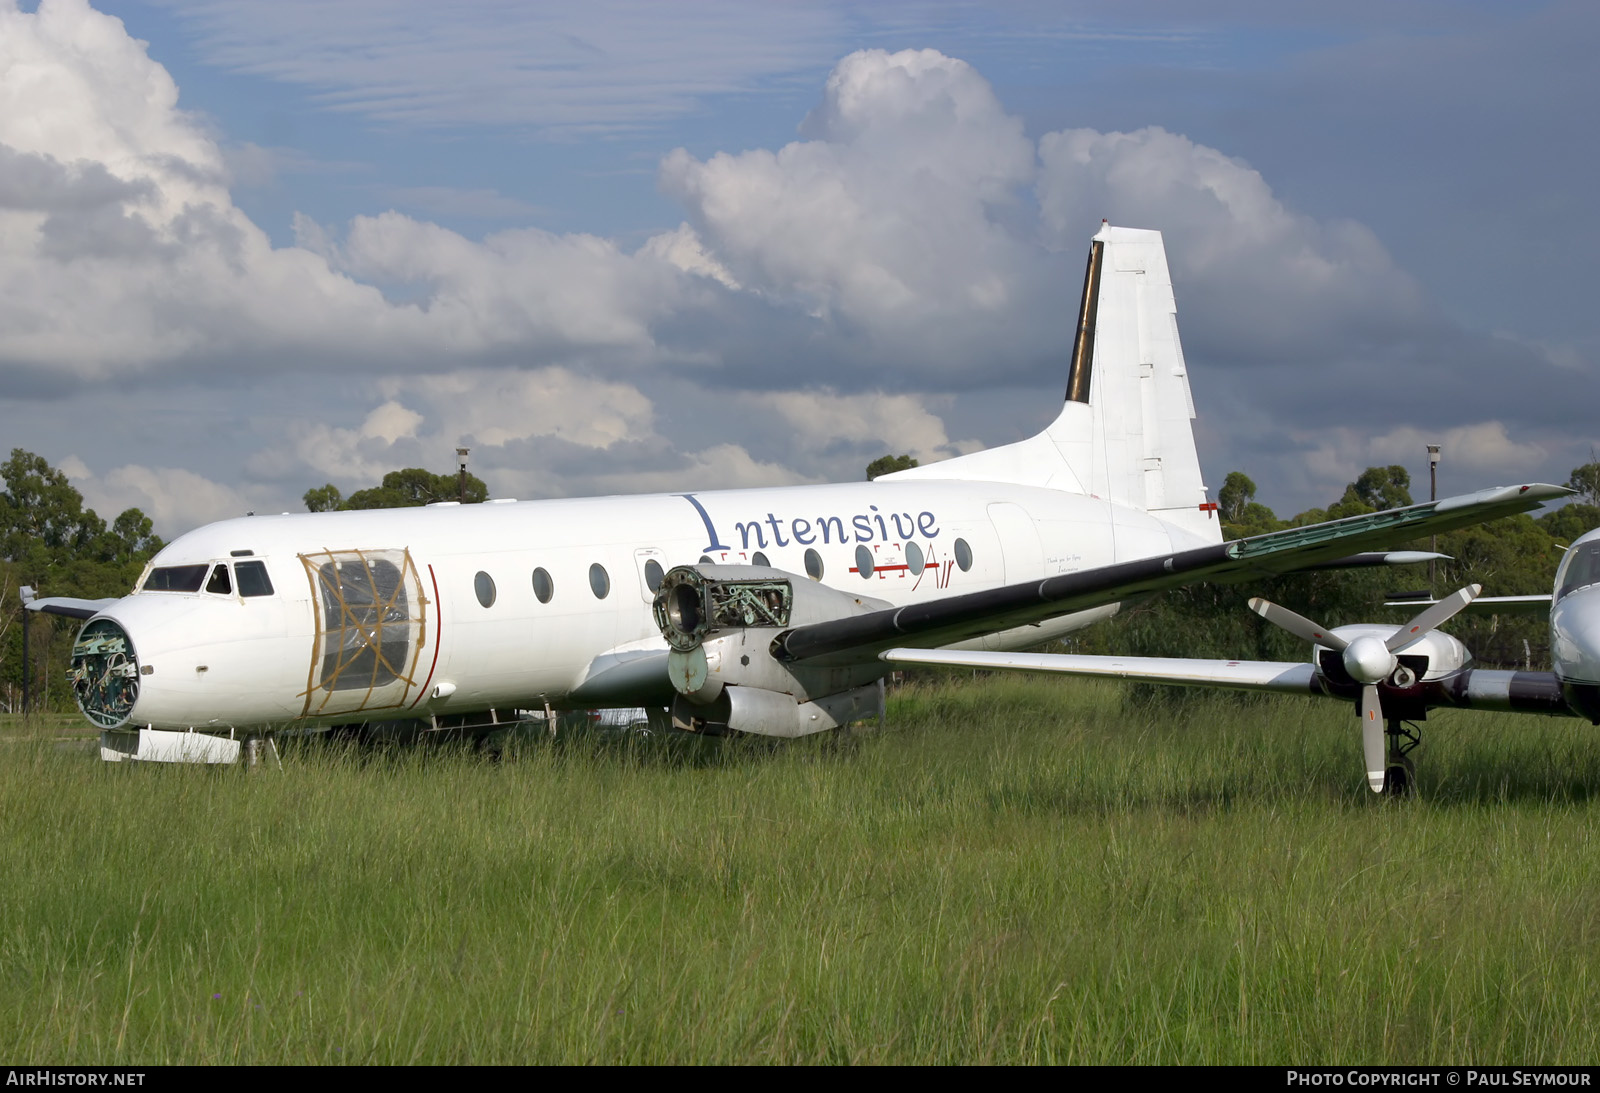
[1382,718,1420,797]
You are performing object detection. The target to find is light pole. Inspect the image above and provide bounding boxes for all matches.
[20,603,28,718]
[1428,444,1441,591]
[456,447,470,504]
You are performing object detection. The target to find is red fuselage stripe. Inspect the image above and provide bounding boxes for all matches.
[849,562,939,575]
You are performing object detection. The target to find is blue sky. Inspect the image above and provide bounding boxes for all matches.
[2,0,1595,533]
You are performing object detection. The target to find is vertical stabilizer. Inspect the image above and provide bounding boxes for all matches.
[1057,224,1214,541]
[881,223,1219,545]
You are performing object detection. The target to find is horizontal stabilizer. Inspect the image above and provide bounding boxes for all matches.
[19,586,117,620]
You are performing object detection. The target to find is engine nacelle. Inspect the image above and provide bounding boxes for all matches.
[653,565,892,735]
[671,680,884,739]
[1318,624,1473,685]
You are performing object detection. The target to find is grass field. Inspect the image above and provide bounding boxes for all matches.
[2,676,1599,1064]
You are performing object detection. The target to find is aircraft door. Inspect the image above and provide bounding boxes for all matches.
[987,503,1045,584]
[634,548,668,603]
[299,548,429,718]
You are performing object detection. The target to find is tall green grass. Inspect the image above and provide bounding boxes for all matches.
[2,676,1597,1063]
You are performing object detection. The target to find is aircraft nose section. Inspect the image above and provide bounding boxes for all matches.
[1552,594,1600,685]
[69,617,141,729]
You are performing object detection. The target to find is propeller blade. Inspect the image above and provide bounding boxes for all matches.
[1361,683,1386,793]
[1385,583,1483,653]
[1249,597,1348,650]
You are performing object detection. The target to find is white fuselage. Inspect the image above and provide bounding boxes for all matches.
[93,478,1213,732]
[1550,528,1600,702]
[73,223,1225,739]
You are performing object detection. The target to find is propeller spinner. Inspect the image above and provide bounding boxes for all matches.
[1249,585,1481,793]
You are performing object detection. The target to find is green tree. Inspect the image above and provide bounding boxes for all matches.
[303,484,344,512]
[0,448,103,583]
[1432,514,1566,669]
[1538,502,1600,546]
[1324,465,1412,520]
[1567,461,1600,506]
[1218,471,1255,523]
[0,450,163,711]
[1217,470,1282,539]
[1354,464,1413,510]
[867,454,918,481]
[341,467,488,509]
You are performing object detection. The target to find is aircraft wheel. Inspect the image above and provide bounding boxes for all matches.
[1382,754,1415,798]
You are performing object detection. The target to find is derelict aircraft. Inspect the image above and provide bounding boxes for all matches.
[22,224,1567,765]
[886,540,1600,795]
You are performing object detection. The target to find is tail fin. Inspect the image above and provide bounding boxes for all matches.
[882,222,1219,544]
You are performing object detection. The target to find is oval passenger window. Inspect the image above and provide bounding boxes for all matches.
[589,563,610,599]
[532,567,553,604]
[474,571,496,608]
[804,548,824,581]
[855,545,874,579]
[954,538,973,572]
[752,552,769,567]
[905,541,924,576]
[644,559,664,592]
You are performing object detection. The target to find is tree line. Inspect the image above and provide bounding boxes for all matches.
[0,450,163,712]
[4,448,1599,713]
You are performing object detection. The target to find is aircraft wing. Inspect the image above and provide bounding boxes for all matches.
[19,586,119,621]
[774,483,1570,665]
[880,647,1321,694]
[1385,594,1552,615]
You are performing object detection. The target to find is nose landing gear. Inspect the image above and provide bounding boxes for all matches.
[1382,719,1421,797]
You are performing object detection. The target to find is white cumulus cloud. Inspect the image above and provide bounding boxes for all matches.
[3,13,1583,530]
[65,458,265,532]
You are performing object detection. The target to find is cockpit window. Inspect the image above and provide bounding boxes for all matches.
[235,560,274,597]
[1558,542,1600,601]
[205,564,232,595]
[142,564,208,593]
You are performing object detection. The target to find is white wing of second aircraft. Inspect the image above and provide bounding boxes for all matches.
[880,647,1320,693]
[873,560,1581,796]
[1385,594,1552,614]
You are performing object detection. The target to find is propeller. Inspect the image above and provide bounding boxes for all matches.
[1249,584,1481,793]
